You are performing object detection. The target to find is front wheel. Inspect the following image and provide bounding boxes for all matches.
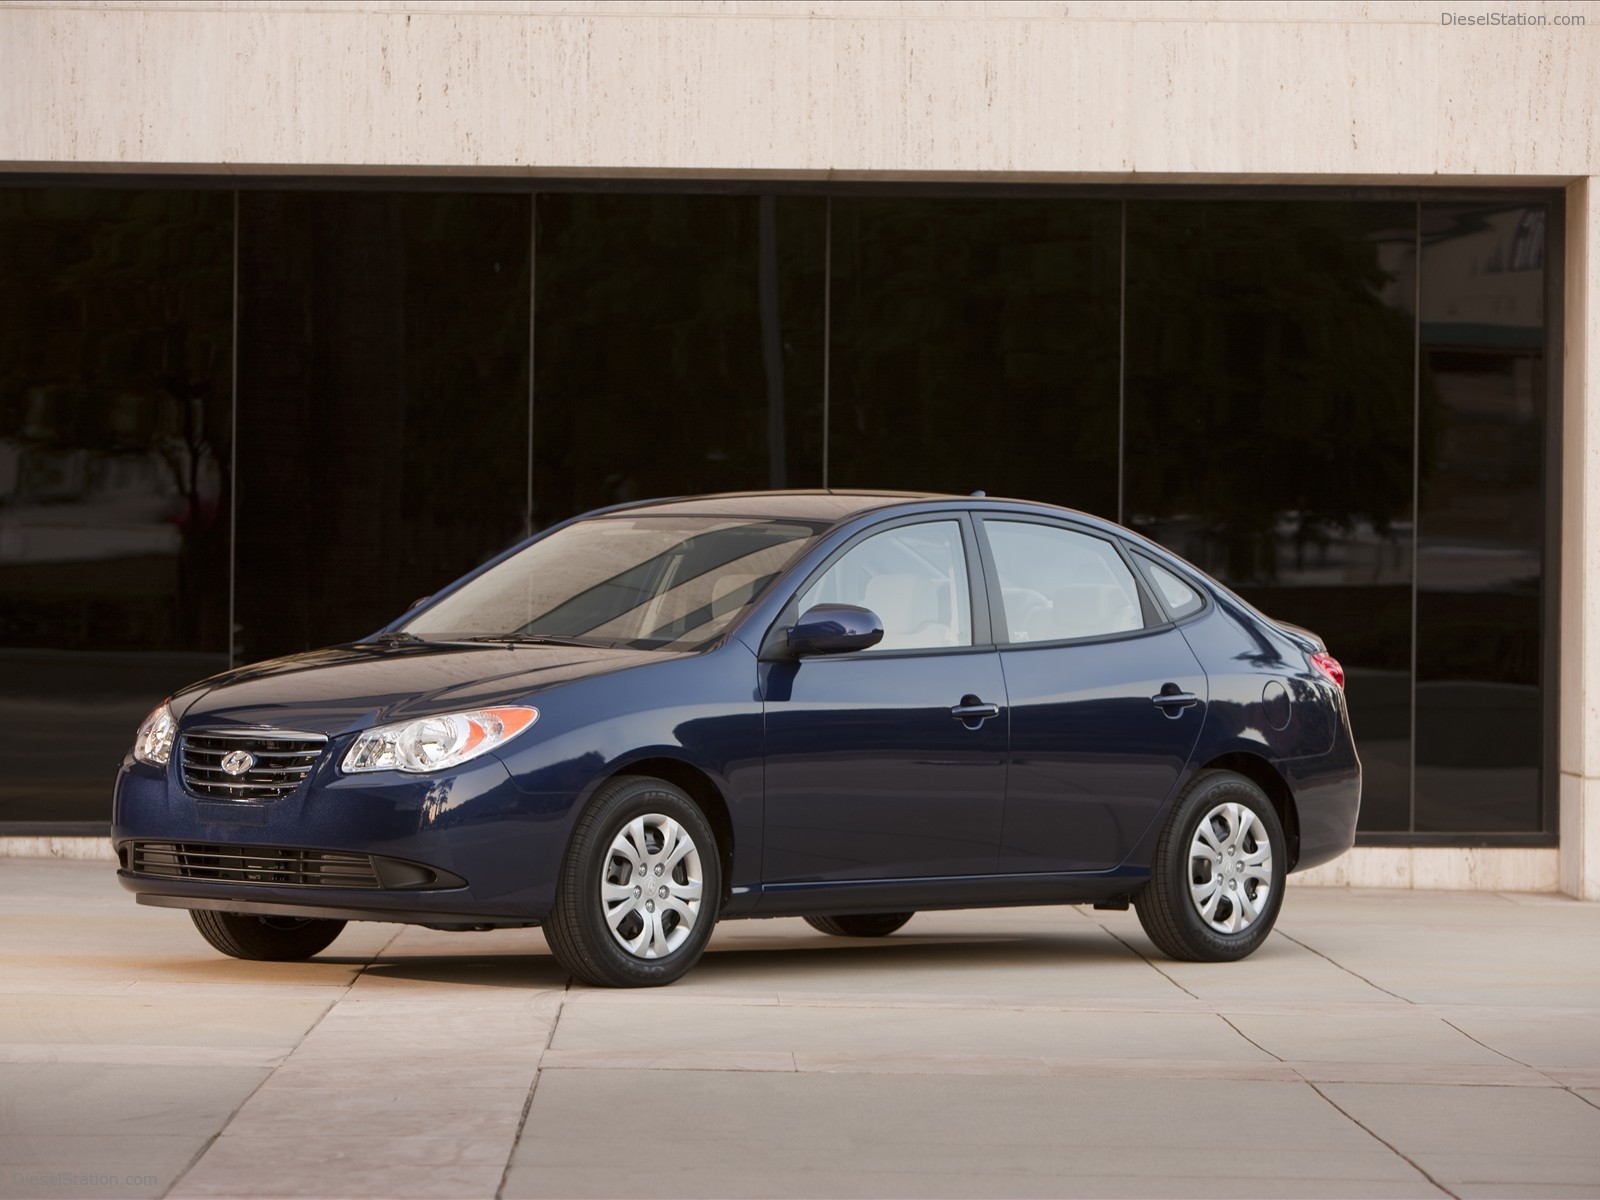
[1134,770,1286,962]
[544,776,722,988]
[190,909,346,961]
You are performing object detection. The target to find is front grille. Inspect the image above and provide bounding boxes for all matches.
[128,841,382,888]
[181,731,326,800]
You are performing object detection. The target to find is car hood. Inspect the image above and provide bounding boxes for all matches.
[172,641,677,736]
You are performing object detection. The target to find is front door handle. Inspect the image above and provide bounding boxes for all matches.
[950,697,1002,725]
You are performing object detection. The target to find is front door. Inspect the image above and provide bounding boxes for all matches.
[760,518,1008,884]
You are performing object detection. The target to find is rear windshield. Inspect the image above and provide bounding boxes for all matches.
[403,516,822,650]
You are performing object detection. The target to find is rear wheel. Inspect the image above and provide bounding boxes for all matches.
[804,913,914,938]
[1134,769,1286,962]
[189,909,346,961]
[544,776,722,988]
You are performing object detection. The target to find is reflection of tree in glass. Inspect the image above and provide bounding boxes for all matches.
[0,189,233,652]
[828,197,1121,516]
[1125,202,1431,586]
[532,194,826,525]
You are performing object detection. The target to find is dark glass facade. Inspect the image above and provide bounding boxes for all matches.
[1124,201,1422,832]
[0,186,1557,840]
[0,190,233,823]
[234,192,532,662]
[532,194,826,519]
[828,197,1120,514]
[1413,204,1547,834]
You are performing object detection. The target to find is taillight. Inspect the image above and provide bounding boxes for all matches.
[1310,651,1345,690]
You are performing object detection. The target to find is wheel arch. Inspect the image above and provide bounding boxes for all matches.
[599,756,736,898]
[1195,752,1300,871]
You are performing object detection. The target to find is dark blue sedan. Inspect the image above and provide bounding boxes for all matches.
[114,491,1360,986]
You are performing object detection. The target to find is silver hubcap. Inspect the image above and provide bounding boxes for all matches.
[601,813,703,959]
[1188,802,1273,934]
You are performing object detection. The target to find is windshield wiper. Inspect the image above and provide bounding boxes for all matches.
[465,633,600,648]
[369,630,424,645]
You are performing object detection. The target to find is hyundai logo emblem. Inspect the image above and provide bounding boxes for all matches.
[220,749,257,776]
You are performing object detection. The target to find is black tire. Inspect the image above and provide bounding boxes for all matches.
[1134,769,1287,962]
[189,909,346,961]
[544,775,722,988]
[804,913,914,938]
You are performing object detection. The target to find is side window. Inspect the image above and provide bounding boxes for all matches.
[984,520,1145,643]
[797,521,972,651]
[1137,554,1205,619]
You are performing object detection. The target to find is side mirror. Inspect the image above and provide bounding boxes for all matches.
[787,604,884,656]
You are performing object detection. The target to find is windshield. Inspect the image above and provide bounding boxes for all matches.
[402,515,823,650]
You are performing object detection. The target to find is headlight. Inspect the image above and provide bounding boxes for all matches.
[133,701,176,767]
[341,706,539,775]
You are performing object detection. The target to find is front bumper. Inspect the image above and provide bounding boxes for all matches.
[112,741,578,925]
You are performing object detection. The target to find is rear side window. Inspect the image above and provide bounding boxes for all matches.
[1137,554,1205,620]
[983,520,1145,643]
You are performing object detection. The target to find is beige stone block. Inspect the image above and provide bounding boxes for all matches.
[1292,847,1560,892]
[550,992,1272,1061]
[221,1084,531,1139]
[1317,1083,1600,1190]
[0,7,230,166]
[1562,773,1600,901]
[220,8,529,169]
[0,993,332,1049]
[504,1071,1427,1197]
[0,1062,270,1137]
[524,10,835,173]
[1291,857,1352,887]
[0,1134,208,1200]
[171,1134,511,1199]
[1293,847,1411,888]
[0,4,1596,177]
[1410,847,1560,893]
[1226,1011,1508,1067]
[1436,23,1600,178]
[1560,177,1598,783]
[0,837,116,861]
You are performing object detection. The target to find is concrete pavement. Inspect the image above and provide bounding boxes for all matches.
[1,859,1598,1199]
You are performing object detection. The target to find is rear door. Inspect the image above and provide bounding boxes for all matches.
[978,517,1207,874]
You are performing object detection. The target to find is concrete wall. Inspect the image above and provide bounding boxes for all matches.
[1561,174,1599,900]
[1,1,1596,179]
[1,0,1597,893]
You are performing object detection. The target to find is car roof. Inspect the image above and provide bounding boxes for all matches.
[586,489,963,524]
[579,489,1144,548]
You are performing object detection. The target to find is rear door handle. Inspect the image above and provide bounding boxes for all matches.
[1151,689,1199,712]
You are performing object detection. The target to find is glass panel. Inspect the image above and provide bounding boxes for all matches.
[798,521,972,651]
[405,515,820,650]
[1125,201,1418,831]
[532,194,825,523]
[234,192,531,663]
[0,188,233,822]
[984,520,1144,642]
[1138,556,1204,620]
[828,198,1120,514]
[1414,203,1547,833]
